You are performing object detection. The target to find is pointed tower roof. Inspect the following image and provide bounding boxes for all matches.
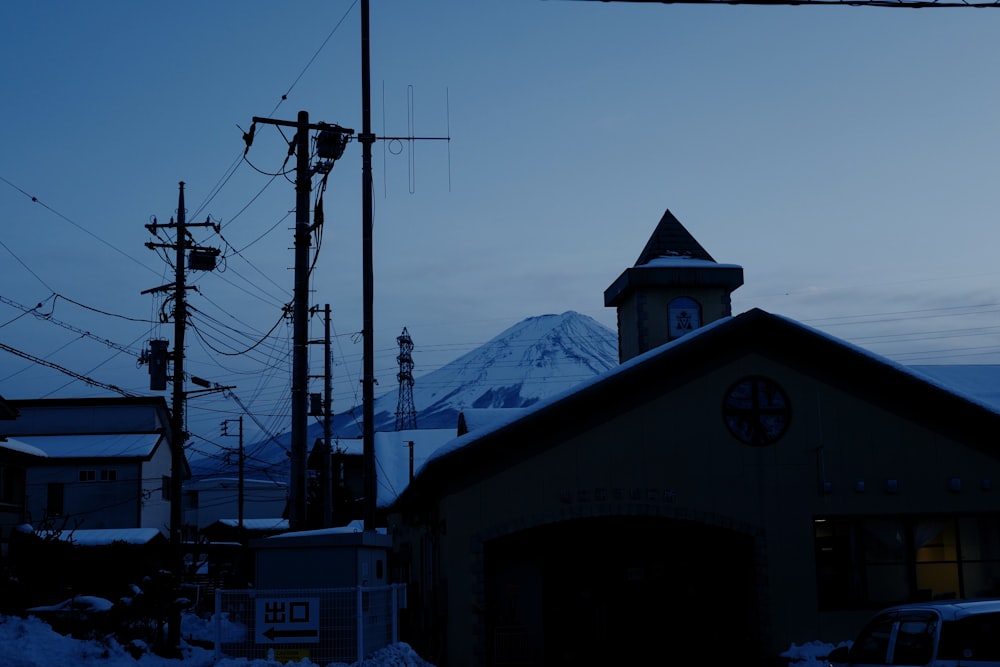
[604,208,744,361]
[634,208,715,266]
[605,209,742,309]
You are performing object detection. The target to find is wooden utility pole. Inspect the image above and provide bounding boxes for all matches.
[222,416,245,534]
[322,304,333,527]
[308,303,334,527]
[290,110,311,532]
[142,181,219,653]
[249,113,352,531]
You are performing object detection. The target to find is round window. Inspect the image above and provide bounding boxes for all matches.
[722,376,791,446]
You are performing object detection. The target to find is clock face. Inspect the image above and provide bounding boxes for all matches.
[722,376,791,446]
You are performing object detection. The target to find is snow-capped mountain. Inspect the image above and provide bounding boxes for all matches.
[330,310,618,437]
[193,311,618,475]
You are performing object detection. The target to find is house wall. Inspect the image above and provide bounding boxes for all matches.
[26,461,145,531]
[616,284,733,361]
[399,352,1000,666]
[140,438,172,533]
[3,403,168,435]
[0,455,30,553]
[183,479,288,530]
[254,534,392,589]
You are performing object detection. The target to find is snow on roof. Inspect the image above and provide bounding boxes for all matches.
[459,408,527,434]
[264,519,387,539]
[328,429,459,507]
[908,364,1000,414]
[767,311,1000,416]
[0,438,48,458]
[39,527,164,546]
[420,317,733,470]
[419,310,1000,475]
[186,477,286,491]
[372,429,457,507]
[641,256,742,270]
[212,518,288,531]
[12,433,162,459]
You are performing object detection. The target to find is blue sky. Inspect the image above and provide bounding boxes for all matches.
[3,1,1000,452]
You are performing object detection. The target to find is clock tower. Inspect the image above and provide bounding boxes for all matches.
[604,209,744,363]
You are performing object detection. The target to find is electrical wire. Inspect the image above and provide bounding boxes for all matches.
[0,175,164,278]
[0,341,140,397]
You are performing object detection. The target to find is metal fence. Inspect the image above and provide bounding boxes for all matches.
[213,584,406,665]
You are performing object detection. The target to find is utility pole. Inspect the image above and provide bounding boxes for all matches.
[308,304,334,528]
[247,113,352,531]
[245,0,443,533]
[221,417,245,535]
[355,0,447,529]
[360,0,377,532]
[142,181,219,653]
[322,304,333,528]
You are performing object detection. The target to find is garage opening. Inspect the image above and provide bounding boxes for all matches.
[483,515,758,667]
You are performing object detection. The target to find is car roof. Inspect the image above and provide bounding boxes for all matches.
[879,598,1000,620]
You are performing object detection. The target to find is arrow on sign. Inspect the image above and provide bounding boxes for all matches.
[262,627,320,642]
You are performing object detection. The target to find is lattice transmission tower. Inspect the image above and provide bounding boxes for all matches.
[395,327,417,430]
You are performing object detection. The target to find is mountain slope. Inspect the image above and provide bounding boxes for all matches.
[192,311,619,476]
[333,310,618,437]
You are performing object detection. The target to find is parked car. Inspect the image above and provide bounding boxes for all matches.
[828,598,1000,666]
[25,595,115,637]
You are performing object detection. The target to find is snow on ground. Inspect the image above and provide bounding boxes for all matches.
[0,614,434,667]
[0,611,845,667]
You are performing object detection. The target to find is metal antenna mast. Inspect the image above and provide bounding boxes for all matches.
[360,0,377,531]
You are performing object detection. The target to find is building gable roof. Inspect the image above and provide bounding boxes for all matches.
[1,396,171,437]
[393,308,1000,507]
[10,433,165,460]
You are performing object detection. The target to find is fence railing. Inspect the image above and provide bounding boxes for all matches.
[213,584,406,665]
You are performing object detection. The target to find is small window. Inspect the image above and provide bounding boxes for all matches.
[668,296,702,340]
[79,469,96,482]
[100,469,117,482]
[162,475,171,501]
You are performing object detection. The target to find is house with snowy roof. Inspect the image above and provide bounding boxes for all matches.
[387,209,1000,667]
[0,396,182,537]
[183,477,288,536]
[304,428,458,528]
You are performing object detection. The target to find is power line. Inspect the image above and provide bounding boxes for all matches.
[0,341,141,397]
[0,174,163,277]
[0,293,150,358]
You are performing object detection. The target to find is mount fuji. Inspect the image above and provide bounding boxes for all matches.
[193,311,619,476]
